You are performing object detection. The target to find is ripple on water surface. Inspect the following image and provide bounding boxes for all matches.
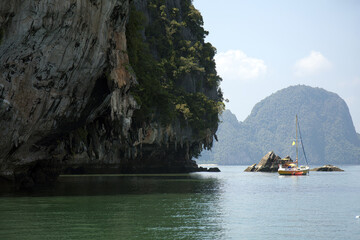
[0,166,360,239]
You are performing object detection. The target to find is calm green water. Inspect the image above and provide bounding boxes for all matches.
[1,165,360,239]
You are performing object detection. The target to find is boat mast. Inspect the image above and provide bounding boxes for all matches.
[296,115,298,167]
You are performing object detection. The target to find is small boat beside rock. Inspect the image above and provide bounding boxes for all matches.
[244,116,345,174]
[278,115,310,175]
[278,160,310,176]
[245,115,311,175]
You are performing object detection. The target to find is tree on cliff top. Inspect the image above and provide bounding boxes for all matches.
[126,0,224,156]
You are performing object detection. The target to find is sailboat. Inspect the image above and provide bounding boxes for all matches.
[278,115,310,175]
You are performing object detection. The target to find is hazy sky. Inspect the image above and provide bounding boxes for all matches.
[193,0,360,132]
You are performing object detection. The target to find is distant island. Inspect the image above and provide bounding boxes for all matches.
[198,85,360,165]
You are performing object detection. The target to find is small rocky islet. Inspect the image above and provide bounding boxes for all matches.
[244,151,281,172]
[310,165,344,172]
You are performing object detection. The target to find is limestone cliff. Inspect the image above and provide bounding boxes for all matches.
[0,0,222,187]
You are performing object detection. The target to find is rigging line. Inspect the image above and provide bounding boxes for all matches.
[297,116,309,165]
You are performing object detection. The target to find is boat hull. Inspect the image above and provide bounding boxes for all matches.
[278,169,309,175]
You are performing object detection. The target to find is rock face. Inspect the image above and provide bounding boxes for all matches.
[0,0,222,188]
[311,165,344,171]
[244,151,281,172]
[244,164,257,172]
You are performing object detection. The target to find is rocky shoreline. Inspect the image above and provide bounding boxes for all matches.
[311,165,344,171]
[244,151,345,172]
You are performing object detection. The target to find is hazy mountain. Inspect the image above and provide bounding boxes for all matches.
[198,85,360,165]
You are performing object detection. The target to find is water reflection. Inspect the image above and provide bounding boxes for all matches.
[1,173,223,197]
[0,173,225,240]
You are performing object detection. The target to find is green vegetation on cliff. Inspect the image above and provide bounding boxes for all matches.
[126,0,223,142]
[198,85,360,165]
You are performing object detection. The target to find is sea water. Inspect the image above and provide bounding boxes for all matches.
[0,165,359,240]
